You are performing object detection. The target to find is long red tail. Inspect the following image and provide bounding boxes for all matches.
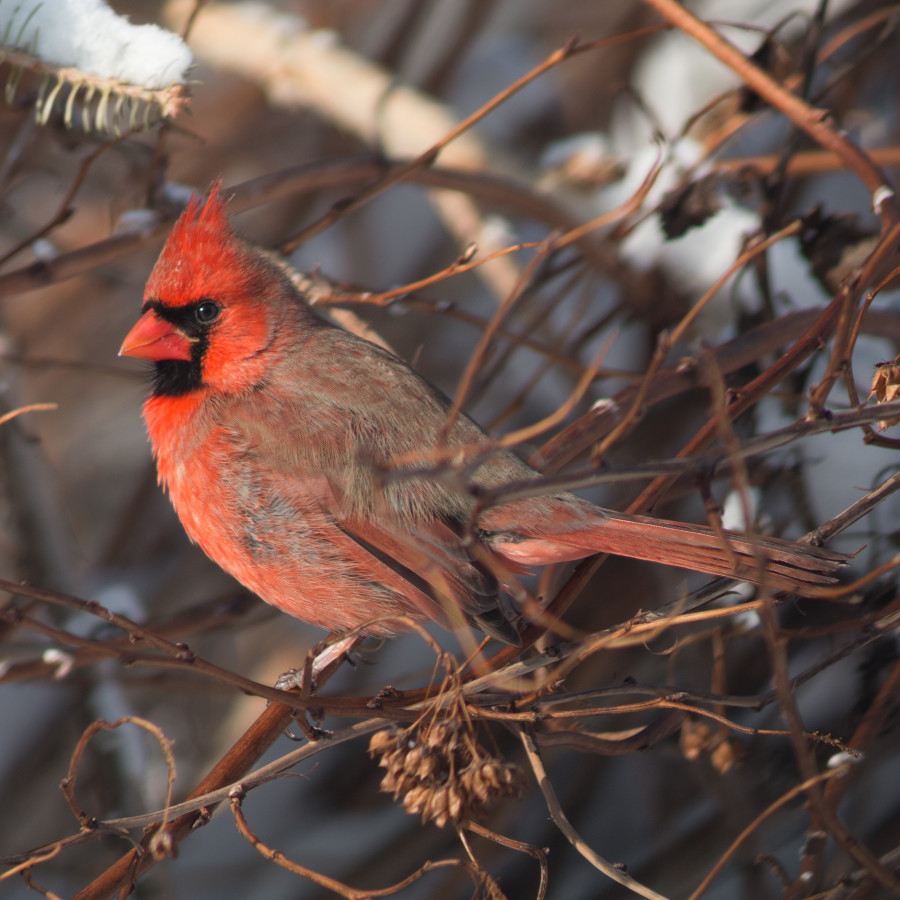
[494,511,847,594]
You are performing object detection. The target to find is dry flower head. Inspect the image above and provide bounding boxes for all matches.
[870,358,900,430]
[368,718,523,828]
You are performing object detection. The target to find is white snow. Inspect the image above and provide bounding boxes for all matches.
[0,0,192,88]
[618,0,860,147]
[595,140,764,334]
[560,0,862,340]
[540,133,611,173]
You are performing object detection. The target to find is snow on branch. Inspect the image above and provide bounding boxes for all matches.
[0,0,192,133]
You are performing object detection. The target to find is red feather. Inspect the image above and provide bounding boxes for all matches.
[120,185,846,644]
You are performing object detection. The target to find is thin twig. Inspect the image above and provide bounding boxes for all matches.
[641,0,900,228]
[519,729,671,900]
[687,765,850,900]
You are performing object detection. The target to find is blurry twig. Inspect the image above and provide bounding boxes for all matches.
[0,580,308,708]
[687,765,850,900]
[331,239,542,305]
[641,0,900,229]
[755,550,900,892]
[532,307,900,472]
[61,717,176,835]
[278,31,664,252]
[714,144,900,177]
[629,218,900,515]
[230,788,469,898]
[448,398,900,513]
[0,159,618,297]
[520,729,671,900]
[0,130,139,267]
[466,822,549,900]
[70,643,356,900]
[441,152,661,440]
[822,656,900,816]
[0,403,56,426]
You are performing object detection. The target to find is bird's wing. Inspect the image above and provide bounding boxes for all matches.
[223,392,519,642]
[330,487,520,644]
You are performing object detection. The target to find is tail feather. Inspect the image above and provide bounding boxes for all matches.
[493,511,846,594]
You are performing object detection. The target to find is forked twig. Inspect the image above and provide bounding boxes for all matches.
[519,729,671,900]
[230,788,468,899]
[687,765,849,900]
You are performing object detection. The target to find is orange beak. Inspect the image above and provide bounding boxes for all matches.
[119,310,192,361]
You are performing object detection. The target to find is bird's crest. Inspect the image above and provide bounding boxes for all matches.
[146,179,246,304]
[167,178,233,248]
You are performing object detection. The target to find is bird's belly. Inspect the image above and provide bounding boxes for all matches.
[162,447,421,635]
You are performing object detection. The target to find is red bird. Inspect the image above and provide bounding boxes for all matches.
[120,184,844,644]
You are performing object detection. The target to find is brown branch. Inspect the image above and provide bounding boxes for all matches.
[71,644,354,900]
[0,403,57,426]
[533,711,684,755]
[0,130,140,267]
[532,306,900,473]
[714,145,900,178]
[519,729,671,900]
[687,765,849,900]
[641,0,900,229]
[823,656,900,813]
[466,822,549,900]
[279,29,666,252]
[230,789,467,898]
[627,214,900,516]
[0,158,617,298]
[0,583,308,708]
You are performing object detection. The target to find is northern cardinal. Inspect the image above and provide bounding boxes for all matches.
[120,184,845,644]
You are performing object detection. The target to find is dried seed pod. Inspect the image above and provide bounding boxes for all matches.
[446,785,465,822]
[465,766,489,804]
[417,750,439,780]
[417,791,436,826]
[403,785,428,816]
[871,359,900,429]
[428,720,459,752]
[429,786,449,825]
[398,771,417,798]
[373,714,521,827]
[378,747,400,770]
[379,770,398,795]
[383,768,412,798]
[480,761,501,791]
[430,802,449,828]
[368,728,395,756]
[403,745,424,774]
[500,763,524,796]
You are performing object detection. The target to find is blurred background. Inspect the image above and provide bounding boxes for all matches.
[2,1,900,898]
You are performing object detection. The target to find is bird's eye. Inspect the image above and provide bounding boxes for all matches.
[195,300,221,324]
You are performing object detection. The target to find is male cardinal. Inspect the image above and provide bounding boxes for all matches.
[120,184,844,644]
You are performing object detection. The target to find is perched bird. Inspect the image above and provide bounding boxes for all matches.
[120,184,845,644]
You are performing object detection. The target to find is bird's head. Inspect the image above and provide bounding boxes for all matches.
[120,182,289,396]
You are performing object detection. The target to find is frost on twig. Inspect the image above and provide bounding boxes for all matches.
[0,0,192,133]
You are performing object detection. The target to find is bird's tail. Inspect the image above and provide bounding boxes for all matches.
[494,510,848,594]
